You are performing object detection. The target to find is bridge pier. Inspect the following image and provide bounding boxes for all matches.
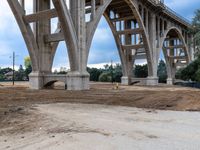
[29,72,89,90]
[146,13,159,86]
[167,78,174,85]
[66,72,90,90]
[29,72,44,90]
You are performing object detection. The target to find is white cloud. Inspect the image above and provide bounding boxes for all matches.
[93,27,112,42]
[0,1,14,32]
[165,0,199,8]
[0,41,12,56]
[165,0,199,19]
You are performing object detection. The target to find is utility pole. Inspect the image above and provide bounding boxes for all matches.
[12,51,15,86]
[111,60,113,84]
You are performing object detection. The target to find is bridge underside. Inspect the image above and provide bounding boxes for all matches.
[7,0,194,90]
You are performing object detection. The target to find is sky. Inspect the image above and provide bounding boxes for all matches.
[0,0,199,70]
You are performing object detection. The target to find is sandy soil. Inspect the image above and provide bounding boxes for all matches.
[1,103,200,150]
[0,82,200,149]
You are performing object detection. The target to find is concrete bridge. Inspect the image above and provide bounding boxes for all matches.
[7,0,194,90]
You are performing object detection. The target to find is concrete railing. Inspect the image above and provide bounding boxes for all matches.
[148,0,191,26]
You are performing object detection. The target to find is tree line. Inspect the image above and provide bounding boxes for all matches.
[0,58,168,83]
[87,60,167,83]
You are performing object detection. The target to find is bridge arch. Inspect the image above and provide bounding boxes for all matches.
[160,27,190,62]
[159,26,190,84]
[43,74,68,89]
[86,0,153,83]
[44,80,67,89]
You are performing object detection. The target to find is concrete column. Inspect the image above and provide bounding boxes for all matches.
[20,0,25,10]
[29,0,53,89]
[70,0,88,73]
[162,46,173,85]
[161,19,164,32]
[68,0,89,90]
[141,7,144,23]
[147,13,158,85]
[167,39,176,85]
[145,10,149,35]
[157,17,160,48]
[121,20,133,85]
[134,20,137,44]
[91,0,96,21]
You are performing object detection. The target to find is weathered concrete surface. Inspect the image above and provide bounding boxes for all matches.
[1,103,200,150]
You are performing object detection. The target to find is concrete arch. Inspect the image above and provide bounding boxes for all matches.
[44,80,66,89]
[86,0,153,76]
[52,0,79,71]
[159,26,191,84]
[7,0,39,72]
[103,14,126,75]
[86,0,112,56]
[159,26,191,63]
[44,80,59,88]
[42,74,67,88]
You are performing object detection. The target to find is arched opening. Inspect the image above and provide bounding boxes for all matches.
[88,16,119,66]
[157,49,168,84]
[86,0,151,85]
[52,41,69,74]
[88,16,120,82]
[160,27,189,85]
[44,80,66,90]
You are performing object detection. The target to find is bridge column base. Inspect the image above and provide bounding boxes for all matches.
[167,78,174,85]
[66,72,90,90]
[146,76,158,86]
[29,71,90,90]
[121,76,131,85]
[29,72,45,90]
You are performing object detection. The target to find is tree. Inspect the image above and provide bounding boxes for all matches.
[24,56,31,69]
[99,63,122,83]
[134,64,148,78]
[112,64,122,82]
[191,9,200,57]
[53,69,58,74]
[24,56,32,79]
[87,67,103,81]
[157,60,167,83]
[58,67,67,74]
[0,67,12,75]
[15,65,25,81]
[176,55,200,82]
[99,72,112,82]
[0,67,12,81]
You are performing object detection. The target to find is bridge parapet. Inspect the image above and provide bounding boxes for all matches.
[147,0,191,27]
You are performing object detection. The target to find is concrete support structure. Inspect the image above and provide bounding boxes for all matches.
[7,0,193,90]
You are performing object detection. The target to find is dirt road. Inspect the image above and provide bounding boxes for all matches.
[1,103,200,150]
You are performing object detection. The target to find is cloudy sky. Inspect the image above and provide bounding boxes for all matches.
[0,0,199,70]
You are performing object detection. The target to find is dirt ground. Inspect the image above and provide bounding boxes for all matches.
[0,82,200,149]
[1,103,200,150]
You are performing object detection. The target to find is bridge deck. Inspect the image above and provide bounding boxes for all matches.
[85,0,191,28]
